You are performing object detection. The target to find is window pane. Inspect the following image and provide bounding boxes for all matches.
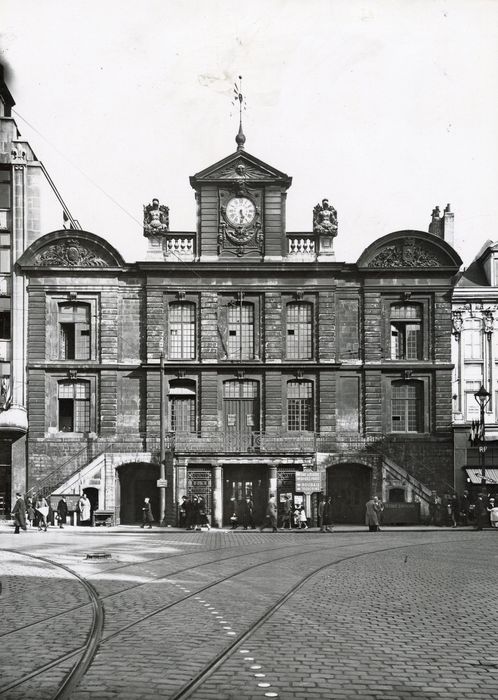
[286,302,312,359]
[169,302,195,359]
[0,311,10,339]
[171,397,195,432]
[0,249,10,272]
[287,381,313,431]
[391,381,422,432]
[227,303,254,359]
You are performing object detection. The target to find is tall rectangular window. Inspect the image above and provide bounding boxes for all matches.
[169,302,195,359]
[390,304,422,360]
[0,308,10,340]
[58,381,90,432]
[0,169,11,209]
[59,303,91,360]
[286,303,312,359]
[391,381,422,432]
[227,303,254,360]
[287,380,313,431]
[463,319,483,360]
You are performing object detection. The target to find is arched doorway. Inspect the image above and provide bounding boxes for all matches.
[327,463,372,523]
[118,462,160,524]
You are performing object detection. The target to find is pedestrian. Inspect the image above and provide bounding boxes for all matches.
[25,496,35,528]
[244,497,256,529]
[183,495,193,530]
[322,496,334,532]
[474,494,488,531]
[78,493,91,526]
[459,489,471,526]
[365,496,383,532]
[191,496,202,531]
[56,496,68,529]
[179,495,188,528]
[260,493,278,532]
[318,494,326,532]
[198,496,211,530]
[281,495,293,530]
[11,493,27,534]
[487,497,498,528]
[444,493,457,528]
[293,505,300,528]
[298,505,308,529]
[35,495,49,531]
[141,497,154,528]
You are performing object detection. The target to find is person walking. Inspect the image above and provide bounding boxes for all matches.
[459,490,471,526]
[298,505,308,529]
[260,493,278,532]
[475,494,488,531]
[198,496,211,530]
[78,493,91,526]
[487,497,498,528]
[35,495,49,531]
[322,496,334,532]
[191,496,202,531]
[179,495,188,528]
[57,496,68,529]
[183,495,193,530]
[11,493,27,534]
[244,497,256,529]
[318,494,326,532]
[141,497,154,528]
[281,495,293,530]
[365,496,383,532]
[25,496,35,529]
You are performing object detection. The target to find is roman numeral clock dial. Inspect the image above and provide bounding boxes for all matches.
[225,197,256,226]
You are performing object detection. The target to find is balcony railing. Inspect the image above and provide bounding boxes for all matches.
[285,233,317,260]
[164,232,195,261]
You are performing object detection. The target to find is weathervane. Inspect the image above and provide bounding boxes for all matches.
[233,75,246,151]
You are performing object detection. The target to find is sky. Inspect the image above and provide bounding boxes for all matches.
[1,0,497,267]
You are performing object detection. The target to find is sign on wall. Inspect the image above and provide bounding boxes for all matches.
[295,471,324,495]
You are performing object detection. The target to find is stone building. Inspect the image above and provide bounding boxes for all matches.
[0,67,80,517]
[18,129,462,526]
[452,240,498,499]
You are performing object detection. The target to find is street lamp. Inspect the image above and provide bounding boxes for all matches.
[474,384,491,497]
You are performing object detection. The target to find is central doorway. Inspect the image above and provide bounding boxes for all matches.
[223,464,267,526]
[327,463,372,523]
[118,462,160,524]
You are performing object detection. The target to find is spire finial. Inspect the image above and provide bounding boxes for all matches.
[234,75,246,151]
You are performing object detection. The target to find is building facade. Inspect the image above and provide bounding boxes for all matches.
[19,137,462,526]
[452,241,498,499]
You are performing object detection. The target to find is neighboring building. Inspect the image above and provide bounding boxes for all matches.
[452,240,498,500]
[0,67,79,518]
[18,128,462,526]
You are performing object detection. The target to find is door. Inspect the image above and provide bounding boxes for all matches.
[327,463,372,523]
[223,380,259,451]
[223,465,267,526]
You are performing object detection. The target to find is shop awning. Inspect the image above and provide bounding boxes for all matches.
[465,468,498,485]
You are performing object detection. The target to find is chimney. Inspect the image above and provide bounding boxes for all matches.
[442,203,454,247]
[428,205,442,238]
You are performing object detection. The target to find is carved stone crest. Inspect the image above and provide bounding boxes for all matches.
[368,239,441,268]
[207,159,270,181]
[313,199,338,236]
[34,239,108,267]
[143,198,169,234]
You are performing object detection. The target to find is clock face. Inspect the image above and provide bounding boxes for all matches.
[225,197,256,226]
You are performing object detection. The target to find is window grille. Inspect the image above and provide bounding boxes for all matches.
[391,380,422,432]
[227,303,254,359]
[169,302,195,359]
[286,302,312,359]
[390,304,422,360]
[287,380,313,431]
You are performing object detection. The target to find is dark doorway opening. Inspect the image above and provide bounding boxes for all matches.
[327,463,372,523]
[223,464,267,526]
[118,462,160,524]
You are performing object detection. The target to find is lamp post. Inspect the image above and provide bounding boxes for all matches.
[474,384,490,497]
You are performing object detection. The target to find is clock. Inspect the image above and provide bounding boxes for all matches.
[225,197,256,226]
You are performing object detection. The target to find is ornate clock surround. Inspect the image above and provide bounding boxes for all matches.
[218,185,263,257]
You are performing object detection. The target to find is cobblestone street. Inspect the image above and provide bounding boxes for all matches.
[1,526,497,700]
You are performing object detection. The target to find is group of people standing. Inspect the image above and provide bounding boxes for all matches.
[429,490,498,529]
[179,494,211,531]
[10,492,92,533]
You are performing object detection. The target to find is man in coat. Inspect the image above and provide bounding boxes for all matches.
[260,494,278,532]
[12,493,27,534]
[365,496,383,532]
[57,497,68,529]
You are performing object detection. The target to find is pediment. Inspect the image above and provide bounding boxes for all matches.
[357,230,462,270]
[17,230,125,269]
[190,150,292,188]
